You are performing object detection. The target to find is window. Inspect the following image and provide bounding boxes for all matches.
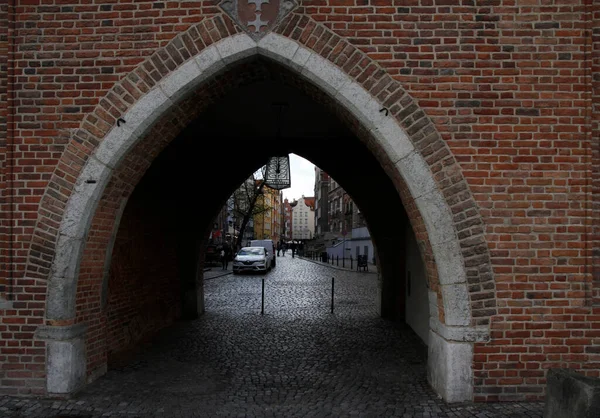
[238,248,265,256]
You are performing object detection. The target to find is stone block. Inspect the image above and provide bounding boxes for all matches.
[431,239,467,286]
[195,45,225,77]
[95,88,171,169]
[301,52,349,97]
[159,58,202,101]
[428,330,473,402]
[544,369,600,418]
[46,275,78,320]
[429,316,489,343]
[335,81,376,131]
[396,151,436,199]
[50,233,85,280]
[428,290,439,318]
[45,332,87,394]
[123,87,172,142]
[215,33,257,65]
[441,283,471,326]
[289,45,312,73]
[94,124,140,169]
[60,157,111,239]
[415,189,457,247]
[257,33,299,65]
[372,115,414,164]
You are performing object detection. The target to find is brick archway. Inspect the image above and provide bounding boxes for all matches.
[29,16,495,402]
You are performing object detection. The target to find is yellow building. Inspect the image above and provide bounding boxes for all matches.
[254,184,282,242]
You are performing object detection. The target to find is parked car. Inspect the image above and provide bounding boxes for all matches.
[249,239,276,268]
[233,247,272,274]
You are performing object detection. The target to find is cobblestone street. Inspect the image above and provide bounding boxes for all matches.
[1,256,544,417]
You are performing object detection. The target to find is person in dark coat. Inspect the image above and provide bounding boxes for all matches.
[221,243,231,270]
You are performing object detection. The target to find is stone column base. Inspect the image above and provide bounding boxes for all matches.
[36,324,87,395]
[427,329,474,403]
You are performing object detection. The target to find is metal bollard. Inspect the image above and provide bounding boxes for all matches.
[350,255,353,270]
[343,256,345,268]
[331,277,335,313]
[261,278,265,315]
[336,255,339,266]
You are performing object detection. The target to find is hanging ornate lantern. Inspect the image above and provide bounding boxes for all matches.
[264,154,291,190]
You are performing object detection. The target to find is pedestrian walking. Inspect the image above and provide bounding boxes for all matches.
[221,248,228,270]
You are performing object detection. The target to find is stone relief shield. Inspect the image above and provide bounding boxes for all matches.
[219,0,297,40]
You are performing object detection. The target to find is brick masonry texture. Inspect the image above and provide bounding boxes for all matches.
[79,180,182,380]
[0,0,598,403]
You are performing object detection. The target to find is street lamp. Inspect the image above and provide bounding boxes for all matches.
[263,103,291,192]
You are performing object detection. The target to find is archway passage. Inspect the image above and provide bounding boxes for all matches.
[27,27,494,402]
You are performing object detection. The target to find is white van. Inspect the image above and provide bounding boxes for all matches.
[249,239,276,268]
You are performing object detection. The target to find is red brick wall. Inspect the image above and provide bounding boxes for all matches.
[76,180,182,378]
[593,2,600,305]
[0,0,598,401]
[0,0,8,302]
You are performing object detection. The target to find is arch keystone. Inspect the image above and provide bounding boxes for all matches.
[257,32,300,63]
[215,33,257,64]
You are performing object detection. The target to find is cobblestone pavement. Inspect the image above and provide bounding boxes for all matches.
[298,255,378,275]
[1,256,544,417]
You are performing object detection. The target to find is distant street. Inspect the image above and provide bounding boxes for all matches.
[1,256,543,417]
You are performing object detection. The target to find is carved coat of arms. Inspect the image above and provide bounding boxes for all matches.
[219,0,297,40]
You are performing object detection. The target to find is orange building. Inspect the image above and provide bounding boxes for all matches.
[253,185,282,241]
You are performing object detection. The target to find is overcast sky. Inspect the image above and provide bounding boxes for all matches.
[282,154,315,202]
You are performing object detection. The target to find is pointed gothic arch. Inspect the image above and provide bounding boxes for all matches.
[27,16,495,402]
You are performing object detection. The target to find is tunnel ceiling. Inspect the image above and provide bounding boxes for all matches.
[196,80,352,141]
[135,60,408,239]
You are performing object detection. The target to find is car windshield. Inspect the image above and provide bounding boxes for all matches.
[237,248,264,256]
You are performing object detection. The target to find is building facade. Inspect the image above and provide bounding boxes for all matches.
[1,2,600,404]
[327,178,352,237]
[313,167,330,238]
[253,184,281,241]
[291,196,315,241]
[316,172,375,262]
[281,198,292,242]
[210,177,257,249]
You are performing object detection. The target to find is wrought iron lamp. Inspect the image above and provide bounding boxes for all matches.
[263,102,291,191]
[264,155,291,190]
